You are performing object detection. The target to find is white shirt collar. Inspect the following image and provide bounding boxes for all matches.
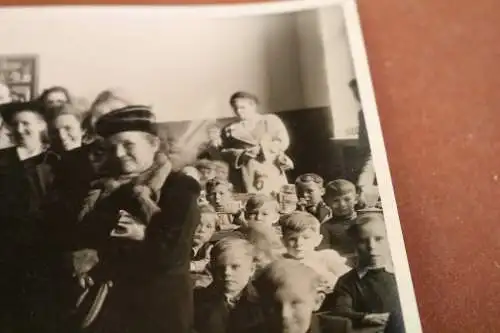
[356,263,394,279]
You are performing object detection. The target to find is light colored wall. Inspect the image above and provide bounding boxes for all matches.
[295,10,330,108]
[317,6,359,140]
[0,6,356,128]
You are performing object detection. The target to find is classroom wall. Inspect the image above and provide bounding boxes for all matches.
[318,5,359,140]
[0,9,305,122]
[0,7,357,127]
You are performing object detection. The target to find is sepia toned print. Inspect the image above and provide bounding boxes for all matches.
[0,1,421,333]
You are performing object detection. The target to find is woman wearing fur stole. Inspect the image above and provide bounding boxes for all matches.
[69,104,201,333]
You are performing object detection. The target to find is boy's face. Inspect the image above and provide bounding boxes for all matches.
[355,220,390,268]
[296,182,324,207]
[199,167,216,184]
[212,248,255,295]
[246,201,280,226]
[327,191,358,217]
[262,283,321,333]
[215,165,229,181]
[207,184,231,209]
[193,214,217,246]
[282,229,322,259]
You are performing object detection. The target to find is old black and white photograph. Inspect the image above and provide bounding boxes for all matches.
[0,1,421,333]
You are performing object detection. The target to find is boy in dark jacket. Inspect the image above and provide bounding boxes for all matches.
[319,179,359,265]
[295,173,332,224]
[194,237,264,333]
[323,212,405,333]
[190,204,218,288]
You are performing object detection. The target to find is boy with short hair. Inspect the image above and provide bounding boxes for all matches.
[213,160,230,181]
[195,159,217,188]
[190,204,218,288]
[205,178,243,231]
[280,211,350,291]
[252,259,352,333]
[319,179,359,264]
[239,194,286,271]
[295,174,332,224]
[244,194,281,229]
[324,213,405,333]
[194,237,264,333]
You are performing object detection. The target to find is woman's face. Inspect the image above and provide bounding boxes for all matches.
[45,91,69,110]
[52,114,83,151]
[11,111,47,148]
[106,131,159,175]
[232,98,258,120]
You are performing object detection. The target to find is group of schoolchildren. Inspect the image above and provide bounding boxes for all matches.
[183,156,404,333]
[0,80,404,333]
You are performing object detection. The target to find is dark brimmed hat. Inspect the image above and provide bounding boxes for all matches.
[0,100,45,125]
[94,105,158,138]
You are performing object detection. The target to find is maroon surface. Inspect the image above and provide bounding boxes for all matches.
[2,0,500,332]
[358,1,500,332]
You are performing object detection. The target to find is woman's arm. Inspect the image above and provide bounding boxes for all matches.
[143,175,201,272]
[264,114,290,152]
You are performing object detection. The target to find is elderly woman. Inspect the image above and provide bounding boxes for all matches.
[69,104,201,333]
[221,91,293,195]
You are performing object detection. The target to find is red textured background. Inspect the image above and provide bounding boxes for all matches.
[2,0,499,332]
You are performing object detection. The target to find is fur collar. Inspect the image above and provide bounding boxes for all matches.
[78,152,172,224]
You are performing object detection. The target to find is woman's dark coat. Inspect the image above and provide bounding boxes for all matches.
[70,168,201,333]
[0,147,59,332]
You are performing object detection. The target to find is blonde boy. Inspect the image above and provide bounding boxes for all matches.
[194,237,263,333]
[280,211,350,291]
[325,213,404,333]
[252,259,352,333]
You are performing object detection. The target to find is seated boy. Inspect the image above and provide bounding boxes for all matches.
[205,178,243,231]
[213,160,230,181]
[190,204,218,288]
[243,194,281,231]
[194,237,264,333]
[295,173,332,224]
[323,212,405,333]
[280,211,350,290]
[252,259,352,333]
[195,159,217,188]
[319,179,359,265]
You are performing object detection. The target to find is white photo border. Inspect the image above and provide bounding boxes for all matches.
[342,1,423,332]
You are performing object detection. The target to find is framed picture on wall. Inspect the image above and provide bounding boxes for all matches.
[0,54,38,102]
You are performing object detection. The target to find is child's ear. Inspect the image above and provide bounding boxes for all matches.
[320,187,326,196]
[313,292,326,311]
